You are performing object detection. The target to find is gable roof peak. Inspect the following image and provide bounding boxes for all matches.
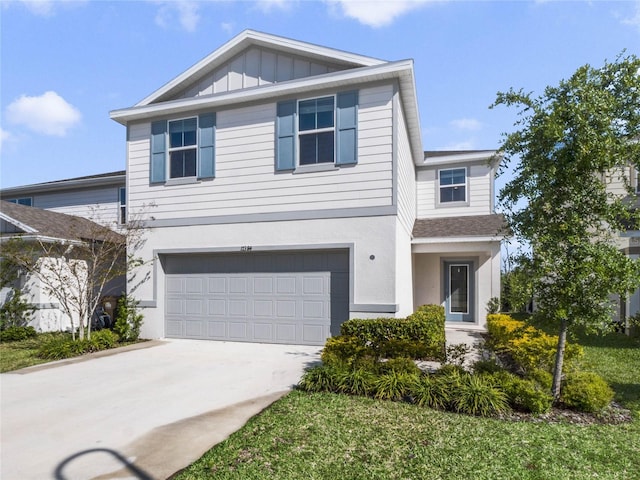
[136,29,387,107]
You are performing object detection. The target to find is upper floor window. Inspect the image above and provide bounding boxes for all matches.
[169,118,197,178]
[276,91,358,172]
[118,187,126,224]
[298,96,335,165]
[439,168,466,203]
[7,197,32,206]
[150,113,216,184]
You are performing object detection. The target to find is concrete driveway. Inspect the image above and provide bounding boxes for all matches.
[0,340,321,480]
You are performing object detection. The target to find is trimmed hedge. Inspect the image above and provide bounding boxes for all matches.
[0,325,37,342]
[486,313,583,373]
[339,304,446,361]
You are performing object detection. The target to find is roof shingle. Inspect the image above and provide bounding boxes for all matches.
[412,214,507,239]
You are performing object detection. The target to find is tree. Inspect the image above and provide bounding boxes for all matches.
[1,211,148,340]
[492,53,640,400]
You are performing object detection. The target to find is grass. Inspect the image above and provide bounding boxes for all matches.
[174,331,640,480]
[0,332,141,373]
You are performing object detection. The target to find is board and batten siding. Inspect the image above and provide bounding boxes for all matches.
[176,47,345,100]
[31,187,121,227]
[394,90,416,235]
[127,84,395,222]
[416,164,492,219]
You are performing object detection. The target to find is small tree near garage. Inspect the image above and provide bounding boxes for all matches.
[492,53,640,400]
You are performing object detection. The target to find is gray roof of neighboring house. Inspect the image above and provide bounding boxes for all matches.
[0,170,125,197]
[424,150,496,158]
[0,201,122,243]
[412,214,507,238]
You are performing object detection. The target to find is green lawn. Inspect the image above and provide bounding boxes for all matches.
[0,333,64,372]
[174,332,640,480]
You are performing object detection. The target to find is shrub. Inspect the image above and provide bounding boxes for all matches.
[0,325,37,342]
[526,368,553,390]
[38,336,77,360]
[486,296,501,314]
[486,313,583,374]
[298,365,344,393]
[90,329,119,349]
[472,359,504,375]
[340,304,446,361]
[113,295,144,342]
[377,357,421,375]
[445,343,472,367]
[484,371,552,414]
[561,371,614,413]
[372,371,418,401]
[336,367,376,396]
[451,374,509,416]
[411,375,450,410]
[321,335,369,366]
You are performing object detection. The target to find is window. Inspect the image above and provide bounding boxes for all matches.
[118,187,126,224]
[150,113,215,184]
[276,91,358,171]
[7,197,32,206]
[439,168,466,203]
[298,96,335,165]
[169,118,197,178]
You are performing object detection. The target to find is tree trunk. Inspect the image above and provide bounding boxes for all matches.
[551,317,568,401]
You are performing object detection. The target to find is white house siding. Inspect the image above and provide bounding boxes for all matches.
[395,219,414,317]
[177,47,344,99]
[131,215,400,339]
[31,187,121,228]
[395,90,416,236]
[127,84,395,222]
[416,163,492,219]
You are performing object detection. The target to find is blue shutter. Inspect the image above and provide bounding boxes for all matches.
[198,113,216,179]
[336,91,358,166]
[150,120,167,183]
[276,100,296,171]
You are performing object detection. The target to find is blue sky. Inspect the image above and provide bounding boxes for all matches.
[1,0,639,190]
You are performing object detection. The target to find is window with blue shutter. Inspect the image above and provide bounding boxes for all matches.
[276,91,358,171]
[150,114,216,183]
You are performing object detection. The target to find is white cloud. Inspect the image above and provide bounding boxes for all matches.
[8,0,87,16]
[325,0,437,28]
[253,0,295,13]
[155,1,200,32]
[450,118,483,131]
[0,128,13,154]
[220,21,234,35]
[621,1,640,31]
[438,140,476,151]
[6,91,81,137]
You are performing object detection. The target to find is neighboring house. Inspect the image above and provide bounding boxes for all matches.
[108,30,505,345]
[0,171,126,229]
[0,201,125,332]
[606,164,640,326]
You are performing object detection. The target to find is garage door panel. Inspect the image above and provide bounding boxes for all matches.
[165,250,348,345]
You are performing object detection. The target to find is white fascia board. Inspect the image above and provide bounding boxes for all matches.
[0,234,84,245]
[419,151,500,168]
[411,235,505,244]
[0,212,38,234]
[111,60,415,124]
[0,173,125,197]
[136,29,385,107]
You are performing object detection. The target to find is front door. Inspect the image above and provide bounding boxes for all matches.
[444,261,474,322]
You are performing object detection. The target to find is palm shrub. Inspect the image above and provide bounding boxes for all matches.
[372,371,419,401]
[411,375,450,410]
[451,374,509,416]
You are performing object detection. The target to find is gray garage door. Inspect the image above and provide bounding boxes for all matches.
[163,250,349,345]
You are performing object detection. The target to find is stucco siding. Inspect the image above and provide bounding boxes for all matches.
[416,163,492,218]
[127,84,395,222]
[131,215,398,339]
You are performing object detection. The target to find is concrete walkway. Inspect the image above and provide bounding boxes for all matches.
[0,340,321,480]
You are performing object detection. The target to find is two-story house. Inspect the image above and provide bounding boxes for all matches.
[109,30,504,345]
